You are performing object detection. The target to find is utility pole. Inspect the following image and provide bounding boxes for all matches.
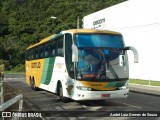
[77,16,79,29]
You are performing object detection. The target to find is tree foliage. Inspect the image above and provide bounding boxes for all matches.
[0,0,126,71]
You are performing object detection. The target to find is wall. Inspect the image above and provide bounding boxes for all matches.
[83,0,160,81]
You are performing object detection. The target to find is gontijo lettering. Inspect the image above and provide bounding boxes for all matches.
[31,62,41,68]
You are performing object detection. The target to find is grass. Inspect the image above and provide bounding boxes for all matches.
[4,71,25,74]
[129,79,160,86]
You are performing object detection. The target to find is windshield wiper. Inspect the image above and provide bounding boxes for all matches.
[78,47,121,80]
[107,62,119,80]
[102,48,120,80]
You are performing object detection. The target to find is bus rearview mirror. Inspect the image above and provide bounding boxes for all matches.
[125,46,139,63]
[72,44,78,62]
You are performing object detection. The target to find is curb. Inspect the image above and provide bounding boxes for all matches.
[129,84,160,97]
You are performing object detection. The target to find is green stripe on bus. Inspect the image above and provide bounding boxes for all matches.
[41,57,55,85]
[105,81,126,88]
[116,81,126,87]
[40,58,49,84]
[44,57,55,85]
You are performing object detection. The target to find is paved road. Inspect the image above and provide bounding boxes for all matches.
[3,74,160,120]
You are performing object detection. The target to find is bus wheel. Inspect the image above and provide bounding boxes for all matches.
[58,83,68,102]
[30,78,38,91]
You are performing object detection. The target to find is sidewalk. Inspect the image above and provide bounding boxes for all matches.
[129,83,160,96]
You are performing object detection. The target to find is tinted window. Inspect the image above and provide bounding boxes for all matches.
[26,35,64,60]
[56,36,64,56]
[65,33,74,78]
[44,43,49,58]
[75,34,124,48]
[50,41,56,57]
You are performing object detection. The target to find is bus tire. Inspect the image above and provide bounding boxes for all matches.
[58,82,68,103]
[30,77,38,91]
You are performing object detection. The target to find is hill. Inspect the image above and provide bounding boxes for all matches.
[0,0,126,71]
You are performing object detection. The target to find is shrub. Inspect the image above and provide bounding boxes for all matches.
[0,59,12,70]
[12,64,25,72]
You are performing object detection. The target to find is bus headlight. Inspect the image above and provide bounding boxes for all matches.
[125,80,129,86]
[119,86,127,90]
[76,86,92,91]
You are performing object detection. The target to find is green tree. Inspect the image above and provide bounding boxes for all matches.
[0,0,126,71]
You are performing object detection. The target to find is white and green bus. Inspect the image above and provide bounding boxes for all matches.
[26,29,138,102]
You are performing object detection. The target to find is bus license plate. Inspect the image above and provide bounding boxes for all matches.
[101,94,110,98]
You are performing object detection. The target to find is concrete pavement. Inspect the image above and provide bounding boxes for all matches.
[129,83,160,96]
[3,73,160,97]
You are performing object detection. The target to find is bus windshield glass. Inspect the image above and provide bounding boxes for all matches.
[74,34,125,80]
[75,34,124,48]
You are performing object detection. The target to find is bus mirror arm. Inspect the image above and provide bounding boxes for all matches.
[72,44,78,62]
[71,44,78,81]
[125,46,139,63]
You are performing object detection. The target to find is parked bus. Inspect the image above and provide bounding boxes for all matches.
[25,29,138,102]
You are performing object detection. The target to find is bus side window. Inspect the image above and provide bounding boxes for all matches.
[50,41,56,57]
[34,49,37,59]
[44,43,49,58]
[28,51,32,60]
[65,33,74,78]
[26,50,30,60]
[35,48,38,59]
[57,41,63,56]
[39,45,44,58]
[30,50,34,60]
[57,36,64,56]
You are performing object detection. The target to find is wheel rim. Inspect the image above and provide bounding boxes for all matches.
[31,80,35,90]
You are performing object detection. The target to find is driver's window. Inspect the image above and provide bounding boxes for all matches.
[65,33,74,78]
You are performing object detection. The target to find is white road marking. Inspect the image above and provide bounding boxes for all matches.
[4,78,24,80]
[114,101,142,109]
[82,105,103,111]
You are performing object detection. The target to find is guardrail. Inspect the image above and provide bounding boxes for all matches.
[0,76,23,120]
[0,77,4,104]
[0,93,23,111]
[0,64,4,104]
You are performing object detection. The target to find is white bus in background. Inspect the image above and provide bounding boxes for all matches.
[83,0,160,81]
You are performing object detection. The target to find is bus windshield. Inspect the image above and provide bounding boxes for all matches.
[75,34,124,48]
[74,34,126,80]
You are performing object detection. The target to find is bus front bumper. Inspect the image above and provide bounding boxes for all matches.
[72,88,129,101]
